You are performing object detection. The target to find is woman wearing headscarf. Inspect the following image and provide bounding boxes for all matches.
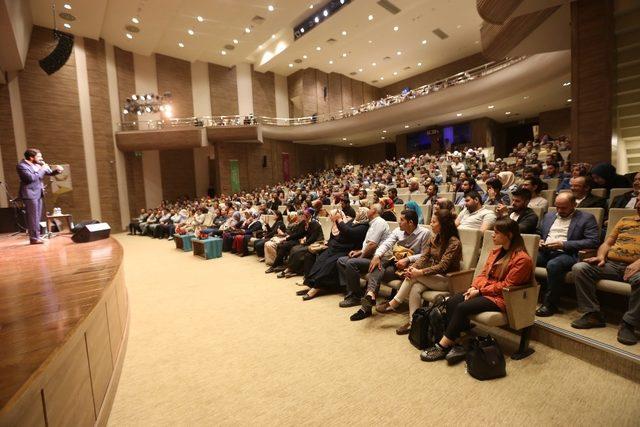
[497,171,516,193]
[299,207,370,300]
[590,163,631,191]
[404,200,424,224]
[232,211,263,256]
[264,212,300,267]
[270,208,324,276]
[255,211,286,261]
[221,211,247,252]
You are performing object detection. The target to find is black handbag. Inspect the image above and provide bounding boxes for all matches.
[409,297,448,350]
[466,335,506,380]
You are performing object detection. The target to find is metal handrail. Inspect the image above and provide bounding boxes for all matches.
[119,56,525,131]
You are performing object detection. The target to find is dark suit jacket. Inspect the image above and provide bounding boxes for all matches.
[577,194,608,210]
[16,160,60,200]
[540,210,599,256]
[611,191,636,208]
[514,208,538,234]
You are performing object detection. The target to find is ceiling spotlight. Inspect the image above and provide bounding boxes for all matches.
[316,46,321,51]
[358,68,363,72]
[505,111,511,115]
[329,60,334,64]
[323,10,329,17]
[563,82,571,86]
[567,98,572,102]
[221,50,227,55]
[188,29,195,35]
[289,63,293,67]
[64,23,71,29]
[456,113,462,117]
[404,125,410,128]
[132,17,140,24]
[126,33,133,39]
[368,40,372,44]
[300,27,305,33]
[309,4,314,9]
[342,53,347,57]
[523,96,529,100]
[393,71,398,75]
[233,39,239,44]
[368,14,373,21]
[178,42,184,47]
[342,30,347,36]
[268,5,275,12]
[488,105,495,109]
[303,55,308,59]
[258,44,263,49]
[372,62,376,66]
[64,3,72,9]
[396,51,402,55]
[349,143,353,146]
[393,26,399,31]
[245,27,251,34]
[417,62,422,66]
[196,16,204,22]
[421,39,427,45]
[271,34,276,39]
[382,130,387,133]
[380,77,384,80]
[314,16,320,23]
[342,137,347,141]
[381,136,385,140]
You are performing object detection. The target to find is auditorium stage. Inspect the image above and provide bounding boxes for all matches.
[0,233,129,426]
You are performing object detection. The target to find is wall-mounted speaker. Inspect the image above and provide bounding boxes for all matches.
[72,221,111,243]
[262,155,267,168]
[39,31,74,75]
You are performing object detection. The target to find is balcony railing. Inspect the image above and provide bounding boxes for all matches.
[118,56,526,132]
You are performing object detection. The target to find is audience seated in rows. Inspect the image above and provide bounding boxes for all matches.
[456,191,497,232]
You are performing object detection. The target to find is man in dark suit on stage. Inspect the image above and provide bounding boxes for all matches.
[16,148,63,244]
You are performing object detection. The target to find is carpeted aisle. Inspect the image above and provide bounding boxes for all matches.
[108,234,640,426]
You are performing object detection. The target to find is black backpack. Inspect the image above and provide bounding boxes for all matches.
[466,335,507,380]
[409,297,448,350]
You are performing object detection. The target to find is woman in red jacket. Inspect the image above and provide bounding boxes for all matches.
[421,218,533,363]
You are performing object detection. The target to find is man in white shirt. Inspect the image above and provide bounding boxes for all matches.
[450,154,466,174]
[455,191,496,232]
[338,204,390,308]
[350,209,430,321]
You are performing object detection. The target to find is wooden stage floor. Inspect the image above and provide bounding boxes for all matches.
[0,233,123,412]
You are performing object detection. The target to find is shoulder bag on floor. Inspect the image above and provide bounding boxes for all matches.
[466,335,506,380]
[409,298,448,350]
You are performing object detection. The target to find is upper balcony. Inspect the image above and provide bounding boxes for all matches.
[115,50,570,152]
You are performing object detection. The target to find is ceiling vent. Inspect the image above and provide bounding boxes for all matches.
[251,16,266,25]
[326,38,338,44]
[432,28,449,39]
[371,80,378,83]
[383,56,391,61]
[349,71,357,76]
[377,0,401,14]
[294,58,303,63]
[125,25,140,33]
[224,44,235,50]
[403,66,411,70]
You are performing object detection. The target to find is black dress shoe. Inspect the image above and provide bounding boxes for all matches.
[571,312,606,329]
[445,345,467,365]
[296,289,309,296]
[265,267,276,273]
[535,304,557,317]
[617,321,638,345]
[302,291,323,301]
[339,296,361,308]
[350,308,371,321]
[361,295,376,310]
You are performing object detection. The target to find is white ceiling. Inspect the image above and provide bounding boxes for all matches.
[29,0,483,87]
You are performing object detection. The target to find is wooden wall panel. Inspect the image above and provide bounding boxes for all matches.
[114,47,135,124]
[287,70,303,118]
[209,64,238,116]
[20,26,91,221]
[340,75,353,109]
[124,152,146,212]
[571,0,614,164]
[85,305,114,415]
[302,68,317,116]
[251,68,276,117]
[0,84,19,197]
[381,53,488,96]
[156,54,193,118]
[328,73,343,115]
[351,80,364,107]
[159,149,196,200]
[315,70,329,116]
[362,82,374,104]
[85,38,121,226]
[539,107,571,139]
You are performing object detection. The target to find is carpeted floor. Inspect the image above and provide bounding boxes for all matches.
[108,234,640,426]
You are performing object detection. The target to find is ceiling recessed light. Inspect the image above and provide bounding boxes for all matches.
[188,29,194,35]
[349,143,353,146]
[488,105,495,109]
[196,16,204,22]
[417,62,422,66]
[523,96,529,100]
[342,53,347,58]
[456,113,462,117]
[456,24,462,29]
[221,50,227,55]
[178,42,184,47]
[393,71,398,75]
[393,26,399,31]
[368,40,372,44]
[404,125,410,128]
[382,130,387,133]
[342,30,347,36]
[368,14,374,21]
[563,82,571,86]
[131,17,139,24]
[380,77,384,80]
[329,60,334,64]
[309,4,314,9]
[289,63,293,67]
[323,9,328,17]
[505,111,511,115]
[258,44,263,49]
[396,51,402,55]
[342,137,347,141]
[358,68,363,72]
[316,46,321,51]
[303,54,308,59]
[245,27,251,33]
[314,16,320,23]
[233,39,239,44]
[268,5,275,12]
[126,33,133,39]
[63,23,71,29]
[381,136,386,140]
[271,34,276,39]
[567,98,572,102]
[421,40,427,45]
[372,62,376,66]
[64,3,72,10]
